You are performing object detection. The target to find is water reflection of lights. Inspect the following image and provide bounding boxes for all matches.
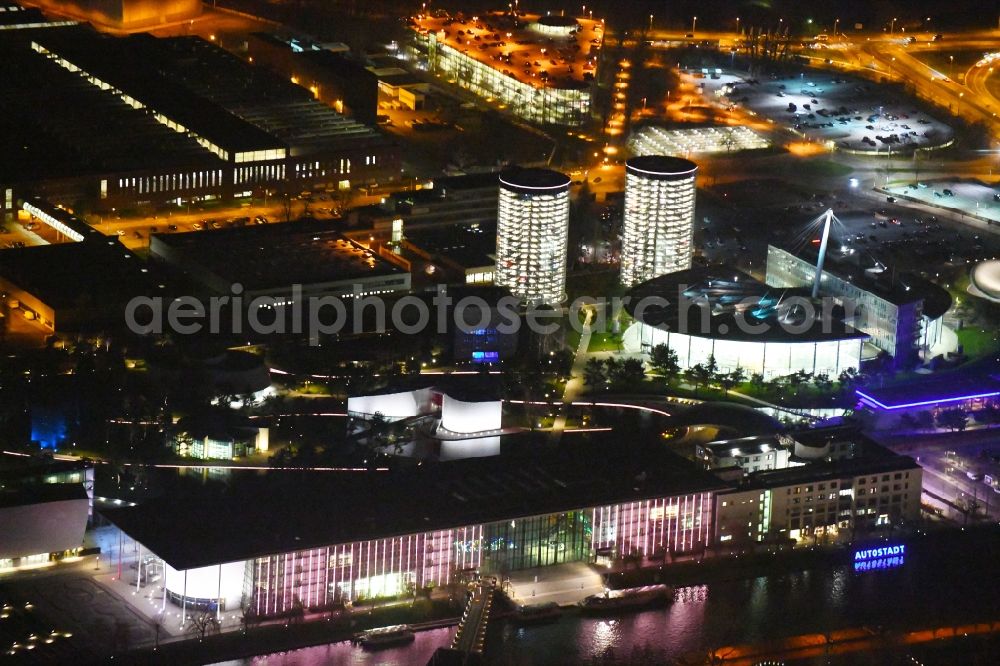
[591,619,619,651]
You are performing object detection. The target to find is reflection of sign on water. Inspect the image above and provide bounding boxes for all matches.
[853,544,905,572]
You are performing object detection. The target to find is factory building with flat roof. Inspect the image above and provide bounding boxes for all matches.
[0,25,398,220]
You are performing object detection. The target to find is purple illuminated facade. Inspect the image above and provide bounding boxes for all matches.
[247,492,713,614]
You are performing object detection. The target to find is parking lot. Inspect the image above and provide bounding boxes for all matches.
[700,177,1000,279]
[884,179,1000,227]
[718,71,954,153]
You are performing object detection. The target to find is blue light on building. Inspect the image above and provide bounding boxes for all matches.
[472,350,499,363]
[853,544,906,572]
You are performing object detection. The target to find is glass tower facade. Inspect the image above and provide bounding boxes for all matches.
[495,169,571,305]
[620,156,698,287]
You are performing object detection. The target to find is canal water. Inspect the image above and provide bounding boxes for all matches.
[213,528,999,665]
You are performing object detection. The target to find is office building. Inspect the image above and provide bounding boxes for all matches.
[715,450,922,546]
[766,244,953,365]
[620,155,698,286]
[855,366,1000,430]
[495,168,571,305]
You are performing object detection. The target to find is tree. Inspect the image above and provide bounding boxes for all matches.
[649,344,680,382]
[786,370,811,396]
[685,363,713,395]
[150,612,165,649]
[704,354,719,379]
[719,367,746,393]
[583,357,607,388]
[936,408,969,432]
[613,358,646,386]
[838,367,861,390]
[239,604,262,634]
[368,411,389,444]
[186,610,220,640]
[813,373,833,393]
[975,404,1000,426]
[915,410,936,431]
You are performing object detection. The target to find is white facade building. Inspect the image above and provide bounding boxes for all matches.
[621,155,698,286]
[495,168,571,304]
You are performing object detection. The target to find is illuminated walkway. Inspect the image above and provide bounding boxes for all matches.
[449,577,496,657]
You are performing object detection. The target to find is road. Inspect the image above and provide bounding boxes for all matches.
[881,429,1000,523]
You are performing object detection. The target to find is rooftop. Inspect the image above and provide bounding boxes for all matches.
[404,222,496,269]
[625,268,868,343]
[625,155,699,179]
[0,482,88,510]
[0,237,168,311]
[412,11,601,90]
[150,220,407,292]
[0,28,222,183]
[499,167,571,192]
[100,437,726,569]
[32,30,283,154]
[730,450,919,492]
[770,243,952,316]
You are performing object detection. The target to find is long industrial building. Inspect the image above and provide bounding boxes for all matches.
[100,444,723,619]
[0,23,398,220]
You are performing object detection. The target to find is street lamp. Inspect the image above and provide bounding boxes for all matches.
[950,55,955,79]
[736,17,740,35]
[691,16,697,35]
[649,14,653,32]
[890,17,897,35]
[834,18,840,36]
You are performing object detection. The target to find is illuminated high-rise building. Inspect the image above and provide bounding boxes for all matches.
[495,168,571,305]
[620,156,698,287]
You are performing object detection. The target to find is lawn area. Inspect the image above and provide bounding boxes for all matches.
[774,158,853,179]
[588,331,623,352]
[956,325,999,358]
[565,269,622,301]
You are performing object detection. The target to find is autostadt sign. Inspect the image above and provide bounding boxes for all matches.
[853,544,906,572]
[854,544,905,561]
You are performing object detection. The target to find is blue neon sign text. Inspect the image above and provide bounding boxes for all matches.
[854,544,905,561]
[853,544,906,572]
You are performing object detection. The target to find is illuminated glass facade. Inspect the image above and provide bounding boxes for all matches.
[634,323,863,380]
[495,169,571,305]
[621,156,698,287]
[426,35,591,126]
[765,245,928,358]
[245,492,713,614]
